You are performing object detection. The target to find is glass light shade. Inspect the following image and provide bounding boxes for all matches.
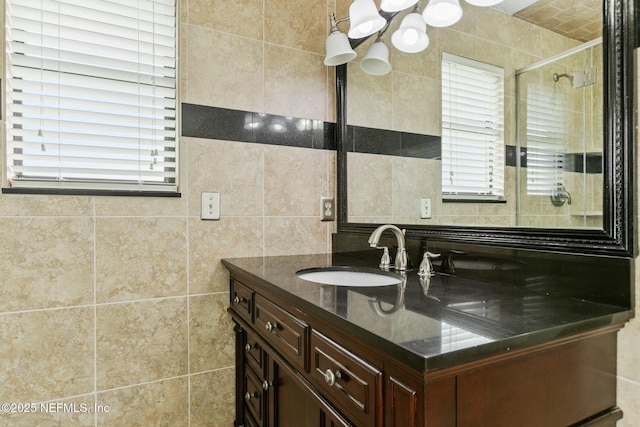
[360,41,391,76]
[391,13,430,53]
[348,0,387,39]
[465,0,503,5]
[423,0,463,28]
[324,31,357,66]
[380,0,419,12]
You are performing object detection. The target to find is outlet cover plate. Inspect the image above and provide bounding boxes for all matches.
[320,197,335,221]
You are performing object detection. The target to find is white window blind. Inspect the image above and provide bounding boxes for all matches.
[5,0,177,192]
[525,84,566,196]
[441,53,504,200]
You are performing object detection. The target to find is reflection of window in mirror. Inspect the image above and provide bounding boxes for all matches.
[441,53,505,202]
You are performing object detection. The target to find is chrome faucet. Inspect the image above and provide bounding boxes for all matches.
[368,224,408,271]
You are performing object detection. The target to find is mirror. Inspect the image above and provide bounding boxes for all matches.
[336,0,636,256]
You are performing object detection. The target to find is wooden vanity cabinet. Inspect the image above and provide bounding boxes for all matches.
[229,276,623,427]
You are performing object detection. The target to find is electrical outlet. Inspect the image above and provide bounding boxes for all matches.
[320,197,335,221]
[201,192,220,220]
[420,198,432,219]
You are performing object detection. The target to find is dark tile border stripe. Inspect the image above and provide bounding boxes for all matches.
[182,103,602,174]
[181,103,335,150]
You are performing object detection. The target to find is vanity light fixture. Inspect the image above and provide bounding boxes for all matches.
[324,14,358,66]
[422,0,463,27]
[325,0,503,74]
[380,0,419,12]
[348,0,387,39]
[391,7,430,53]
[360,36,392,75]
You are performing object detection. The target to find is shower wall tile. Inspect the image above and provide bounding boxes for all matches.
[0,308,94,402]
[186,26,264,112]
[188,0,263,41]
[264,217,331,256]
[96,298,188,390]
[346,61,394,130]
[0,218,94,312]
[265,0,325,54]
[347,152,393,219]
[476,8,513,47]
[96,218,188,303]
[437,28,477,61]
[190,369,235,427]
[94,195,187,218]
[392,73,441,136]
[264,44,327,121]
[0,194,92,217]
[189,294,235,373]
[617,379,640,427]
[186,138,264,218]
[188,217,264,295]
[97,378,189,427]
[264,145,330,216]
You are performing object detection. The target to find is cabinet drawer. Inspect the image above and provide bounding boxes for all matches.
[310,330,382,427]
[231,280,254,324]
[255,294,309,372]
[244,366,267,426]
[244,329,266,376]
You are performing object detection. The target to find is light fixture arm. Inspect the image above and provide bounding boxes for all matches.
[329,13,350,32]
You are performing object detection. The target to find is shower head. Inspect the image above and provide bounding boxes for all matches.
[552,72,574,84]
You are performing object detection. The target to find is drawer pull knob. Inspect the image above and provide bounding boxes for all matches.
[233,296,246,305]
[245,343,253,352]
[262,380,271,391]
[245,391,257,401]
[265,321,279,333]
[324,369,342,387]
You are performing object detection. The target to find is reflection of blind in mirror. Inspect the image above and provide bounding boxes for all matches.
[525,84,566,196]
[441,53,505,200]
[440,322,493,352]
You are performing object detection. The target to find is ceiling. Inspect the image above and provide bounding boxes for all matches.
[495,0,602,43]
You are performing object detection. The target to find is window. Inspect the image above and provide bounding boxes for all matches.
[441,53,504,200]
[5,0,177,193]
[524,84,566,196]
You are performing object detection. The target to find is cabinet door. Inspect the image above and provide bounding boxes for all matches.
[270,357,322,427]
[457,332,618,427]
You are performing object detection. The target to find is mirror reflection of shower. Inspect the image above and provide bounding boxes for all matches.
[516,38,603,229]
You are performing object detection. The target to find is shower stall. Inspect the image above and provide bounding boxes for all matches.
[515,39,603,229]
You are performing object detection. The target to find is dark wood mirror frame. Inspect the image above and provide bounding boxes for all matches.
[336,0,637,257]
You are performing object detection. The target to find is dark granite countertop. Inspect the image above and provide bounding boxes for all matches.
[223,253,633,372]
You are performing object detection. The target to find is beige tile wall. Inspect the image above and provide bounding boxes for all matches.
[0,0,335,425]
[0,2,638,427]
[615,50,640,427]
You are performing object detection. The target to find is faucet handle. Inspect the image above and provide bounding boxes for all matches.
[418,252,440,276]
[440,250,467,274]
[376,246,392,270]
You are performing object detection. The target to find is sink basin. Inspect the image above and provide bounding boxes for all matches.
[296,267,404,287]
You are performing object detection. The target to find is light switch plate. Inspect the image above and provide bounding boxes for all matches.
[420,198,432,219]
[201,192,220,220]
